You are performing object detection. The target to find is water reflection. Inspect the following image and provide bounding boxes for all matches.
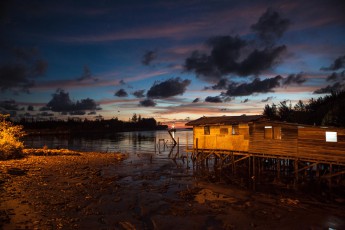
[23,129,193,155]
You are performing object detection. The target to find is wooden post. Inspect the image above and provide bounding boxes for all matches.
[295,159,298,181]
[231,152,235,174]
[329,163,332,189]
[176,137,180,157]
[294,159,299,185]
[277,159,281,181]
[248,156,251,180]
[258,158,261,182]
[186,132,188,157]
[252,156,256,191]
[316,163,320,178]
[195,138,199,160]
[154,137,156,154]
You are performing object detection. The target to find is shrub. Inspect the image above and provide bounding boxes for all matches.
[0,114,26,160]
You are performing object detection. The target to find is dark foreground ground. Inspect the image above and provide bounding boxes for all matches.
[1,151,344,229]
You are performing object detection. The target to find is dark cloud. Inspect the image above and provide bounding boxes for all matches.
[205,78,229,90]
[47,89,74,112]
[147,77,191,99]
[0,47,47,93]
[114,88,128,97]
[139,99,156,107]
[46,89,100,113]
[251,8,290,46]
[321,55,345,71]
[27,105,34,111]
[223,76,282,97]
[77,65,98,82]
[326,71,345,82]
[185,39,286,82]
[261,96,275,102]
[192,98,200,103]
[132,89,145,98]
[0,100,20,111]
[313,82,345,94]
[185,36,247,82]
[184,9,289,82]
[75,98,99,111]
[205,96,223,103]
[241,98,249,103]
[282,73,306,85]
[32,59,48,76]
[119,79,126,85]
[316,53,344,98]
[237,46,286,76]
[185,50,221,82]
[142,50,157,66]
[206,35,246,76]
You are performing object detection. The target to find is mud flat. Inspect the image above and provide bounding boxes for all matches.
[1,150,345,229]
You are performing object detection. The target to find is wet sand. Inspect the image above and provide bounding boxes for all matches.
[1,151,345,229]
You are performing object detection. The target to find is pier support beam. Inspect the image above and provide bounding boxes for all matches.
[277,159,281,181]
[294,159,299,185]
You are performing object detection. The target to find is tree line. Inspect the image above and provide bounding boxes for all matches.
[263,90,345,127]
[16,115,168,135]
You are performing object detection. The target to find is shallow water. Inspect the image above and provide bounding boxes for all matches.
[23,129,193,155]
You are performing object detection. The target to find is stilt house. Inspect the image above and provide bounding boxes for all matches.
[185,115,345,164]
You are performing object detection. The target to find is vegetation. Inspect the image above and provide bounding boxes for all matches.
[17,114,168,135]
[263,90,345,127]
[23,148,81,156]
[0,114,26,160]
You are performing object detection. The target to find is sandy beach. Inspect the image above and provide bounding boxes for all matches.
[1,151,345,229]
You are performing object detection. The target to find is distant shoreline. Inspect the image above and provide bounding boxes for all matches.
[23,126,170,136]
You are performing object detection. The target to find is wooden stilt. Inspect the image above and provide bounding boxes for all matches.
[294,159,299,187]
[316,163,320,179]
[231,152,235,174]
[252,156,256,191]
[248,156,251,180]
[277,159,281,181]
[329,163,332,189]
[195,138,199,160]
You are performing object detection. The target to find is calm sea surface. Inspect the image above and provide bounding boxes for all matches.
[23,129,193,155]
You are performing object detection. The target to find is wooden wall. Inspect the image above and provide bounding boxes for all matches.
[191,122,345,163]
[298,127,345,160]
[248,122,298,157]
[193,124,249,152]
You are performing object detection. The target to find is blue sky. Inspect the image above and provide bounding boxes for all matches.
[0,0,344,127]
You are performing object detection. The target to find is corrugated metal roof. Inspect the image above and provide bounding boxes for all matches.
[185,115,266,126]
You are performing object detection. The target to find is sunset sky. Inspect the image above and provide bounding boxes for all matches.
[1,0,344,127]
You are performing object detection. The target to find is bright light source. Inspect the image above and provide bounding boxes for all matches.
[326,131,337,142]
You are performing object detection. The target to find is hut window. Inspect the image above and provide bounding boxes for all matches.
[220,128,228,135]
[204,126,210,135]
[273,127,282,139]
[326,131,337,142]
[232,125,239,135]
[264,126,273,139]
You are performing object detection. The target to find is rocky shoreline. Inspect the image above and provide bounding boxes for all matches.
[1,151,345,229]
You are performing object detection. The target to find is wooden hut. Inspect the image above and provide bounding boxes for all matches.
[185,115,265,153]
[186,115,345,165]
